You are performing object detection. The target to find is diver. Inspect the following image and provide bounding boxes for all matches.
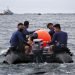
[48,24,72,56]
[47,23,55,38]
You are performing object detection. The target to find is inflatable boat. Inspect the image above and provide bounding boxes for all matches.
[3,39,73,64]
[3,29,73,64]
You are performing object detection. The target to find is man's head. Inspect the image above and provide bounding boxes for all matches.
[53,24,61,32]
[17,23,24,31]
[24,21,29,28]
[47,23,53,29]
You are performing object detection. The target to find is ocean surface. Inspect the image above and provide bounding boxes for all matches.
[0,14,75,75]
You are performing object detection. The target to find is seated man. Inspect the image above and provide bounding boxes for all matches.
[48,24,72,55]
[50,24,67,47]
[7,23,30,55]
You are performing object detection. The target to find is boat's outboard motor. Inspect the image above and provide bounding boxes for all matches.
[32,39,43,62]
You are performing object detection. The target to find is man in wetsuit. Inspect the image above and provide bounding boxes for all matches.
[47,23,55,38]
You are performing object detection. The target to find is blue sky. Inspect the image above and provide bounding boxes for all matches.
[0,0,75,13]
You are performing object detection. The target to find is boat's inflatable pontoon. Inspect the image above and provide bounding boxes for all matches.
[3,39,73,64]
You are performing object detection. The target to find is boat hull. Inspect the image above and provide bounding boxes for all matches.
[3,50,73,64]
